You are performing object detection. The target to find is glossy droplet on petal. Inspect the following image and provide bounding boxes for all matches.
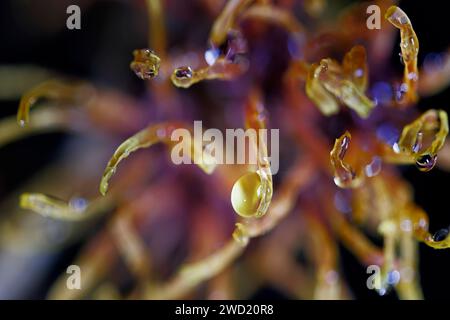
[231,172,262,218]
[397,110,448,171]
[415,153,437,172]
[232,223,249,246]
[333,173,356,189]
[330,131,363,188]
[175,66,193,79]
[433,228,449,242]
[171,66,195,88]
[205,47,220,66]
[130,49,161,80]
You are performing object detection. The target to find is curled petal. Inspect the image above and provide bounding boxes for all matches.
[305,63,340,116]
[20,193,109,221]
[306,46,375,118]
[231,90,272,218]
[17,80,92,126]
[100,122,217,195]
[385,6,419,105]
[0,108,71,148]
[396,109,448,171]
[318,58,375,119]
[330,131,363,188]
[406,205,450,249]
[209,0,253,46]
[342,45,368,92]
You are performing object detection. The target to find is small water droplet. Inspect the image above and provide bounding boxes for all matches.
[205,47,220,66]
[433,228,449,242]
[232,223,249,246]
[415,153,437,172]
[174,66,193,79]
[392,142,401,153]
[19,119,26,127]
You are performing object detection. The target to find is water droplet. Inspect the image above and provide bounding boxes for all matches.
[433,228,449,242]
[231,172,262,218]
[333,172,356,188]
[18,119,26,127]
[205,47,220,66]
[232,223,249,246]
[174,66,193,79]
[415,153,437,172]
